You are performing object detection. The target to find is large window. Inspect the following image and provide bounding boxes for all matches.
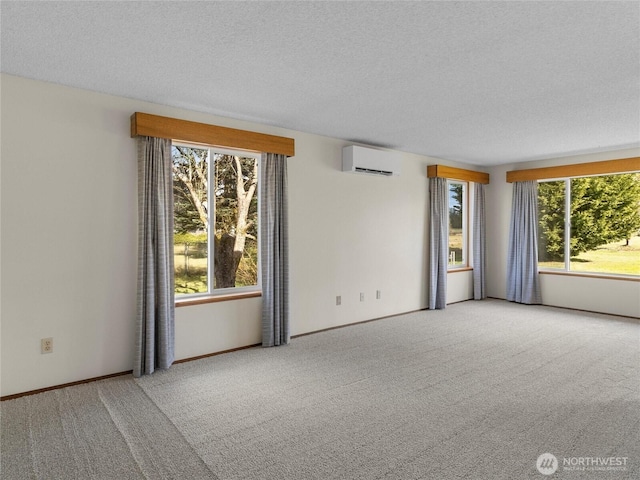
[172,144,260,296]
[538,173,640,276]
[448,180,468,269]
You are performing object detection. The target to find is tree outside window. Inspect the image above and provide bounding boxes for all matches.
[172,145,259,295]
[538,173,640,276]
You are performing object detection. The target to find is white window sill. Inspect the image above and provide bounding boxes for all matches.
[175,290,262,307]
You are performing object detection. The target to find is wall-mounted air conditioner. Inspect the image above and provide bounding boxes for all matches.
[342,145,401,177]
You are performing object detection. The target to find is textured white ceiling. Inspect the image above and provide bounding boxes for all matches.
[1,1,638,166]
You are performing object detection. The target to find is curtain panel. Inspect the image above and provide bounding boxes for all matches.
[428,177,448,309]
[260,153,290,347]
[473,183,487,300]
[506,180,542,304]
[134,136,175,377]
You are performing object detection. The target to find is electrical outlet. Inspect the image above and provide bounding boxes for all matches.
[336,295,341,306]
[376,290,381,299]
[360,292,365,302]
[41,337,53,354]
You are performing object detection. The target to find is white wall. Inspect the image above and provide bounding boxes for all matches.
[1,75,140,396]
[1,74,477,396]
[447,271,474,304]
[486,149,640,318]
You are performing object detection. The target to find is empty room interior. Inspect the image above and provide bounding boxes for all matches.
[1,2,639,479]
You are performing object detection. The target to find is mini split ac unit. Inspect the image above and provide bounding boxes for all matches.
[342,145,401,177]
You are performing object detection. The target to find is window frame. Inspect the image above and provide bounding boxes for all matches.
[447,179,469,270]
[427,164,490,275]
[172,141,262,302]
[537,174,640,279]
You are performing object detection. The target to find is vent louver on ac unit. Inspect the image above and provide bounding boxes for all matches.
[342,145,400,176]
[354,167,394,176]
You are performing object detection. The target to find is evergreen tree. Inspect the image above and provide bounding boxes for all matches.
[538,181,565,261]
[571,174,640,254]
[538,174,640,260]
[449,183,463,229]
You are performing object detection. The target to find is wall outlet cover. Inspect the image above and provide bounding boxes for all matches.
[41,337,53,354]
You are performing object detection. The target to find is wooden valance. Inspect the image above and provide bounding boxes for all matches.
[131,112,295,157]
[427,165,490,184]
[506,157,639,183]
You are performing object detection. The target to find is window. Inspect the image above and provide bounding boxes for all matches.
[448,180,468,269]
[172,144,260,296]
[538,173,640,276]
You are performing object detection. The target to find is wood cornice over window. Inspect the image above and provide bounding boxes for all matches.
[131,112,295,157]
[506,157,640,183]
[427,165,490,184]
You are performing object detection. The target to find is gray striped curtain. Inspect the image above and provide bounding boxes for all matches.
[260,153,290,346]
[506,180,542,304]
[134,136,175,377]
[473,183,486,300]
[428,177,448,309]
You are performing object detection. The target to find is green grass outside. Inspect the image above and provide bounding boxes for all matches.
[449,229,464,266]
[173,241,258,294]
[175,255,208,294]
[539,235,640,275]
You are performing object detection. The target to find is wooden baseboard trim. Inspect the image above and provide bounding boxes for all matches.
[173,343,262,364]
[1,370,133,402]
[292,308,429,338]
[1,344,263,401]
